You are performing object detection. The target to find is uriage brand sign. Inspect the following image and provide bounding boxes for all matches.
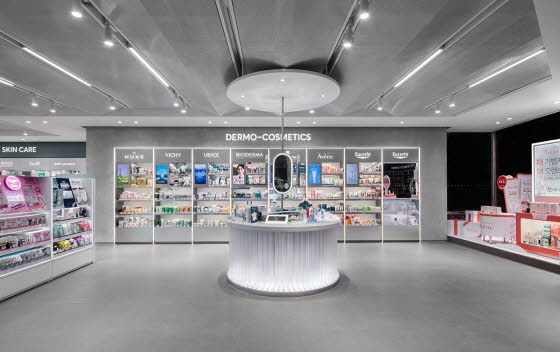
[383,149,419,163]
[225,133,311,142]
[195,149,228,162]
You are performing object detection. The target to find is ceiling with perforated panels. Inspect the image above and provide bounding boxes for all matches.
[0,0,558,141]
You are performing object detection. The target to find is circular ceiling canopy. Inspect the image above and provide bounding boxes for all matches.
[226,69,340,114]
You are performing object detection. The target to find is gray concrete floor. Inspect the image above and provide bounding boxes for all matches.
[1,242,559,352]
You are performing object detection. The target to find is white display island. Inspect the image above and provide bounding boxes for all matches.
[227,220,340,296]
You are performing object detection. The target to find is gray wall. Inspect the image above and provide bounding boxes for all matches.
[86,127,447,242]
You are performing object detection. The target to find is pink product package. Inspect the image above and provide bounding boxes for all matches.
[0,176,29,214]
[20,177,45,211]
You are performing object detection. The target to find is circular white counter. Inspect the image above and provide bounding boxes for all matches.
[227,220,340,296]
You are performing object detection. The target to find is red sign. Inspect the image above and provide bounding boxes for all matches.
[4,176,22,191]
[497,175,508,190]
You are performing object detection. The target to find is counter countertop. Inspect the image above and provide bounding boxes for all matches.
[228,219,341,233]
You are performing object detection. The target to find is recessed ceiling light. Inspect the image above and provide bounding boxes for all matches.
[309,109,315,114]
[394,48,443,88]
[320,94,325,98]
[244,106,251,111]
[173,101,179,108]
[400,121,404,124]
[449,101,456,108]
[42,120,48,124]
[109,105,116,111]
[31,95,38,107]
[23,132,29,136]
[554,101,560,104]
[312,121,317,124]
[0,76,14,87]
[241,94,245,98]
[376,106,383,111]
[224,121,228,124]
[496,121,501,125]
[342,27,353,49]
[208,121,212,124]
[133,121,139,124]
[358,0,370,20]
[180,109,186,114]
[20,138,26,141]
[506,117,512,121]
[25,120,31,124]
[71,11,83,19]
[117,120,123,124]
[280,78,285,83]
[104,23,114,47]
[296,121,301,124]
[434,109,441,114]
[50,109,56,114]
[469,49,545,88]
[49,101,56,114]
[22,47,92,86]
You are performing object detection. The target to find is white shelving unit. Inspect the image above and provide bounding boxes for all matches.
[1,175,95,301]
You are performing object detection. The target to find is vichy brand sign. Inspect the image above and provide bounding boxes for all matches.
[355,152,371,160]
[164,152,181,158]
[225,133,311,142]
[392,152,409,160]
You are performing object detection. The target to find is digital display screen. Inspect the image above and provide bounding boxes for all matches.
[308,163,321,185]
[194,164,207,185]
[346,163,358,185]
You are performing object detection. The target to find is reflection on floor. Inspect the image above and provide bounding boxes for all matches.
[0,242,558,352]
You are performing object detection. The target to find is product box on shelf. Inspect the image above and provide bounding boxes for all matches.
[516,213,560,257]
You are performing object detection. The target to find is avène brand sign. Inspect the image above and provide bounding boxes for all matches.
[392,152,409,160]
[317,153,334,160]
[225,133,311,142]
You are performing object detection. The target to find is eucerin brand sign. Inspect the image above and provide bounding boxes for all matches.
[235,152,264,158]
[392,152,409,160]
[225,133,311,142]
[317,153,334,160]
[355,152,371,160]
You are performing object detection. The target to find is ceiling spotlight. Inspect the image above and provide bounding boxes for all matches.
[320,93,325,98]
[296,121,301,124]
[103,23,114,47]
[23,132,29,136]
[180,109,187,114]
[240,94,245,98]
[507,117,512,121]
[394,48,443,88]
[280,78,285,83]
[449,96,456,108]
[359,0,370,20]
[342,27,353,49]
[400,121,404,124]
[117,120,123,124]
[173,101,179,108]
[109,98,116,111]
[208,121,212,124]
[25,120,31,124]
[496,121,501,125]
[133,121,139,124]
[376,105,383,111]
[244,106,251,111]
[434,104,441,114]
[224,121,228,124]
[554,101,560,105]
[31,95,38,107]
[21,138,26,141]
[0,76,14,87]
[49,101,56,114]
[312,121,317,125]
[128,46,169,87]
[376,96,384,111]
[469,49,545,88]
[42,120,48,124]
[71,0,83,18]
[22,47,91,86]
[309,109,315,114]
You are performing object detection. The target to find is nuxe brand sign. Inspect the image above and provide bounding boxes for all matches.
[317,153,334,160]
[164,152,182,158]
[225,133,311,142]
[202,152,220,158]
[355,152,371,160]
[122,152,144,160]
[392,152,408,160]
[235,152,264,158]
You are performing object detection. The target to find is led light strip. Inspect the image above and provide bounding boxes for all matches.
[22,47,92,87]
[0,76,15,87]
[468,49,546,88]
[128,47,169,88]
[394,48,443,88]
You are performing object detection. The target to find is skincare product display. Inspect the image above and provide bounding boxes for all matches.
[52,220,91,239]
[0,229,50,253]
[194,205,230,214]
[196,218,227,227]
[383,200,418,214]
[345,215,380,227]
[321,176,344,186]
[208,163,230,174]
[321,163,343,175]
[530,202,560,216]
[208,174,230,187]
[117,216,153,228]
[359,162,382,174]
[0,247,51,272]
[53,206,88,222]
[232,190,267,200]
[307,190,343,200]
[155,218,192,228]
[316,203,344,213]
[118,191,152,201]
[53,234,92,255]
[155,191,191,201]
[0,214,48,233]
[117,206,152,215]
[346,188,381,199]
[196,192,229,201]
[155,205,192,214]
[346,205,382,213]
[359,174,382,185]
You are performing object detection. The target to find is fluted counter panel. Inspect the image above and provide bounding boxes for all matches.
[227,220,340,296]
